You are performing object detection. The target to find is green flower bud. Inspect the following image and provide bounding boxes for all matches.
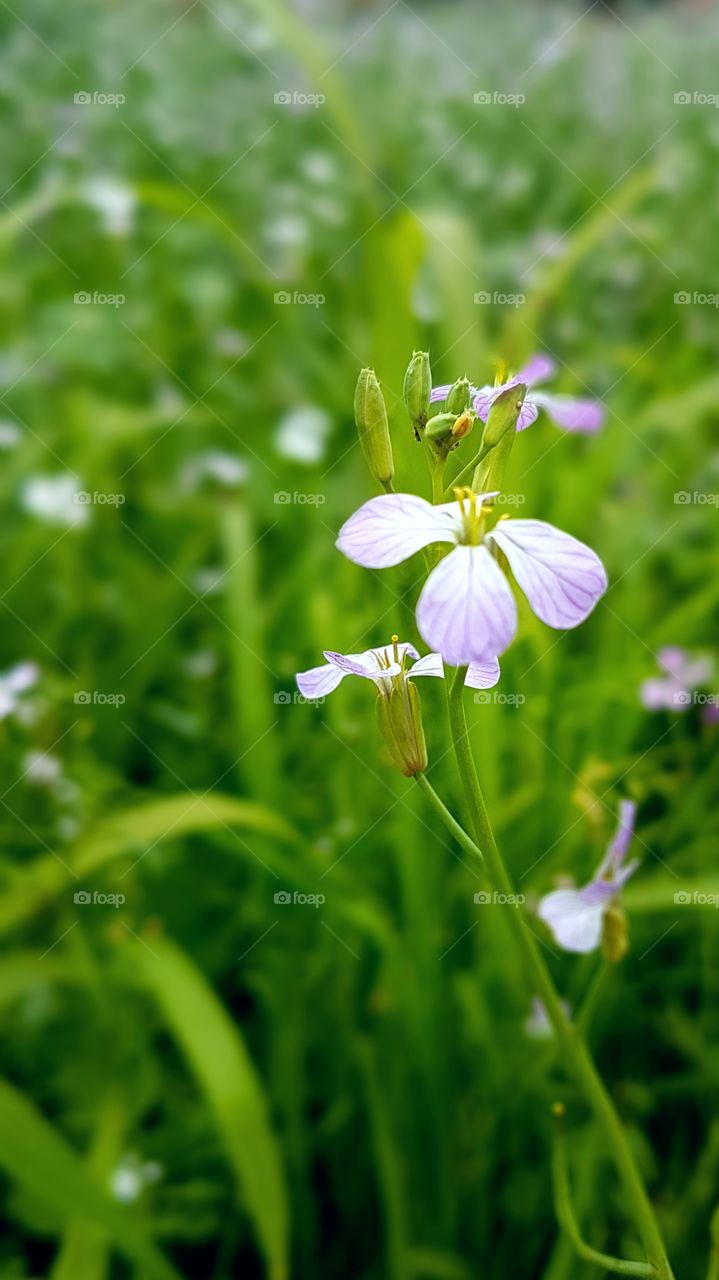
[446,377,471,416]
[355,368,394,489]
[601,902,629,964]
[482,382,527,450]
[403,350,432,437]
[424,411,456,444]
[376,678,428,778]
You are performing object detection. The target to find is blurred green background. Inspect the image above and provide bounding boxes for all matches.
[0,1,718,1277]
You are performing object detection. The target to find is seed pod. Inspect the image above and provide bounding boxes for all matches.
[354,368,394,489]
[376,679,428,777]
[601,902,629,964]
[403,350,432,436]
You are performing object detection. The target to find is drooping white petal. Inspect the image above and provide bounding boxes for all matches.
[296,662,346,699]
[416,545,517,665]
[408,652,445,679]
[464,658,501,689]
[537,888,605,954]
[488,519,607,630]
[336,494,459,569]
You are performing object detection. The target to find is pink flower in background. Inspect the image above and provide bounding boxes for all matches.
[431,353,604,434]
[336,492,607,666]
[296,639,500,700]
[639,646,714,712]
[537,801,638,954]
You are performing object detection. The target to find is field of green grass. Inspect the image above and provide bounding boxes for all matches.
[0,1,718,1277]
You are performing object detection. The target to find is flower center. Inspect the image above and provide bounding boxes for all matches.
[453,486,490,546]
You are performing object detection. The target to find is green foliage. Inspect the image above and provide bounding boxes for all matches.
[0,1,716,1278]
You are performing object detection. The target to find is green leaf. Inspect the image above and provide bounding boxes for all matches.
[131,932,289,1280]
[0,1077,178,1280]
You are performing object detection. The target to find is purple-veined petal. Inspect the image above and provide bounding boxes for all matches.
[606,799,637,869]
[533,391,604,435]
[429,384,452,404]
[336,494,458,569]
[537,888,605,954]
[408,652,445,679]
[464,658,501,689]
[324,649,400,680]
[416,545,517,665]
[488,519,607,630]
[296,662,346,699]
[517,353,556,387]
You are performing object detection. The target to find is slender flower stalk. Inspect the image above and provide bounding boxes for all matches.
[431,665,676,1280]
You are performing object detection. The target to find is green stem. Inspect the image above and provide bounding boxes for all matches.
[707,1206,719,1280]
[443,443,489,498]
[430,458,445,505]
[415,773,484,866]
[440,666,674,1280]
[552,1104,654,1277]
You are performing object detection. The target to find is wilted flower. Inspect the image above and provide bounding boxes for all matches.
[296,639,500,700]
[431,353,604,435]
[0,662,39,719]
[537,800,638,957]
[336,491,607,666]
[639,646,713,712]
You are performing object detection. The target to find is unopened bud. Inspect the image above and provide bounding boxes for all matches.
[424,411,455,444]
[354,368,394,489]
[482,382,526,450]
[451,410,474,441]
[403,350,432,436]
[376,679,428,777]
[446,377,471,416]
[601,902,629,964]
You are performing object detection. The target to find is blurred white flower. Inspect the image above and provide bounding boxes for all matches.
[84,177,135,236]
[21,475,89,527]
[0,662,38,719]
[0,420,20,448]
[23,749,62,787]
[275,406,331,464]
[180,450,249,492]
[110,1154,162,1204]
[182,649,218,679]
